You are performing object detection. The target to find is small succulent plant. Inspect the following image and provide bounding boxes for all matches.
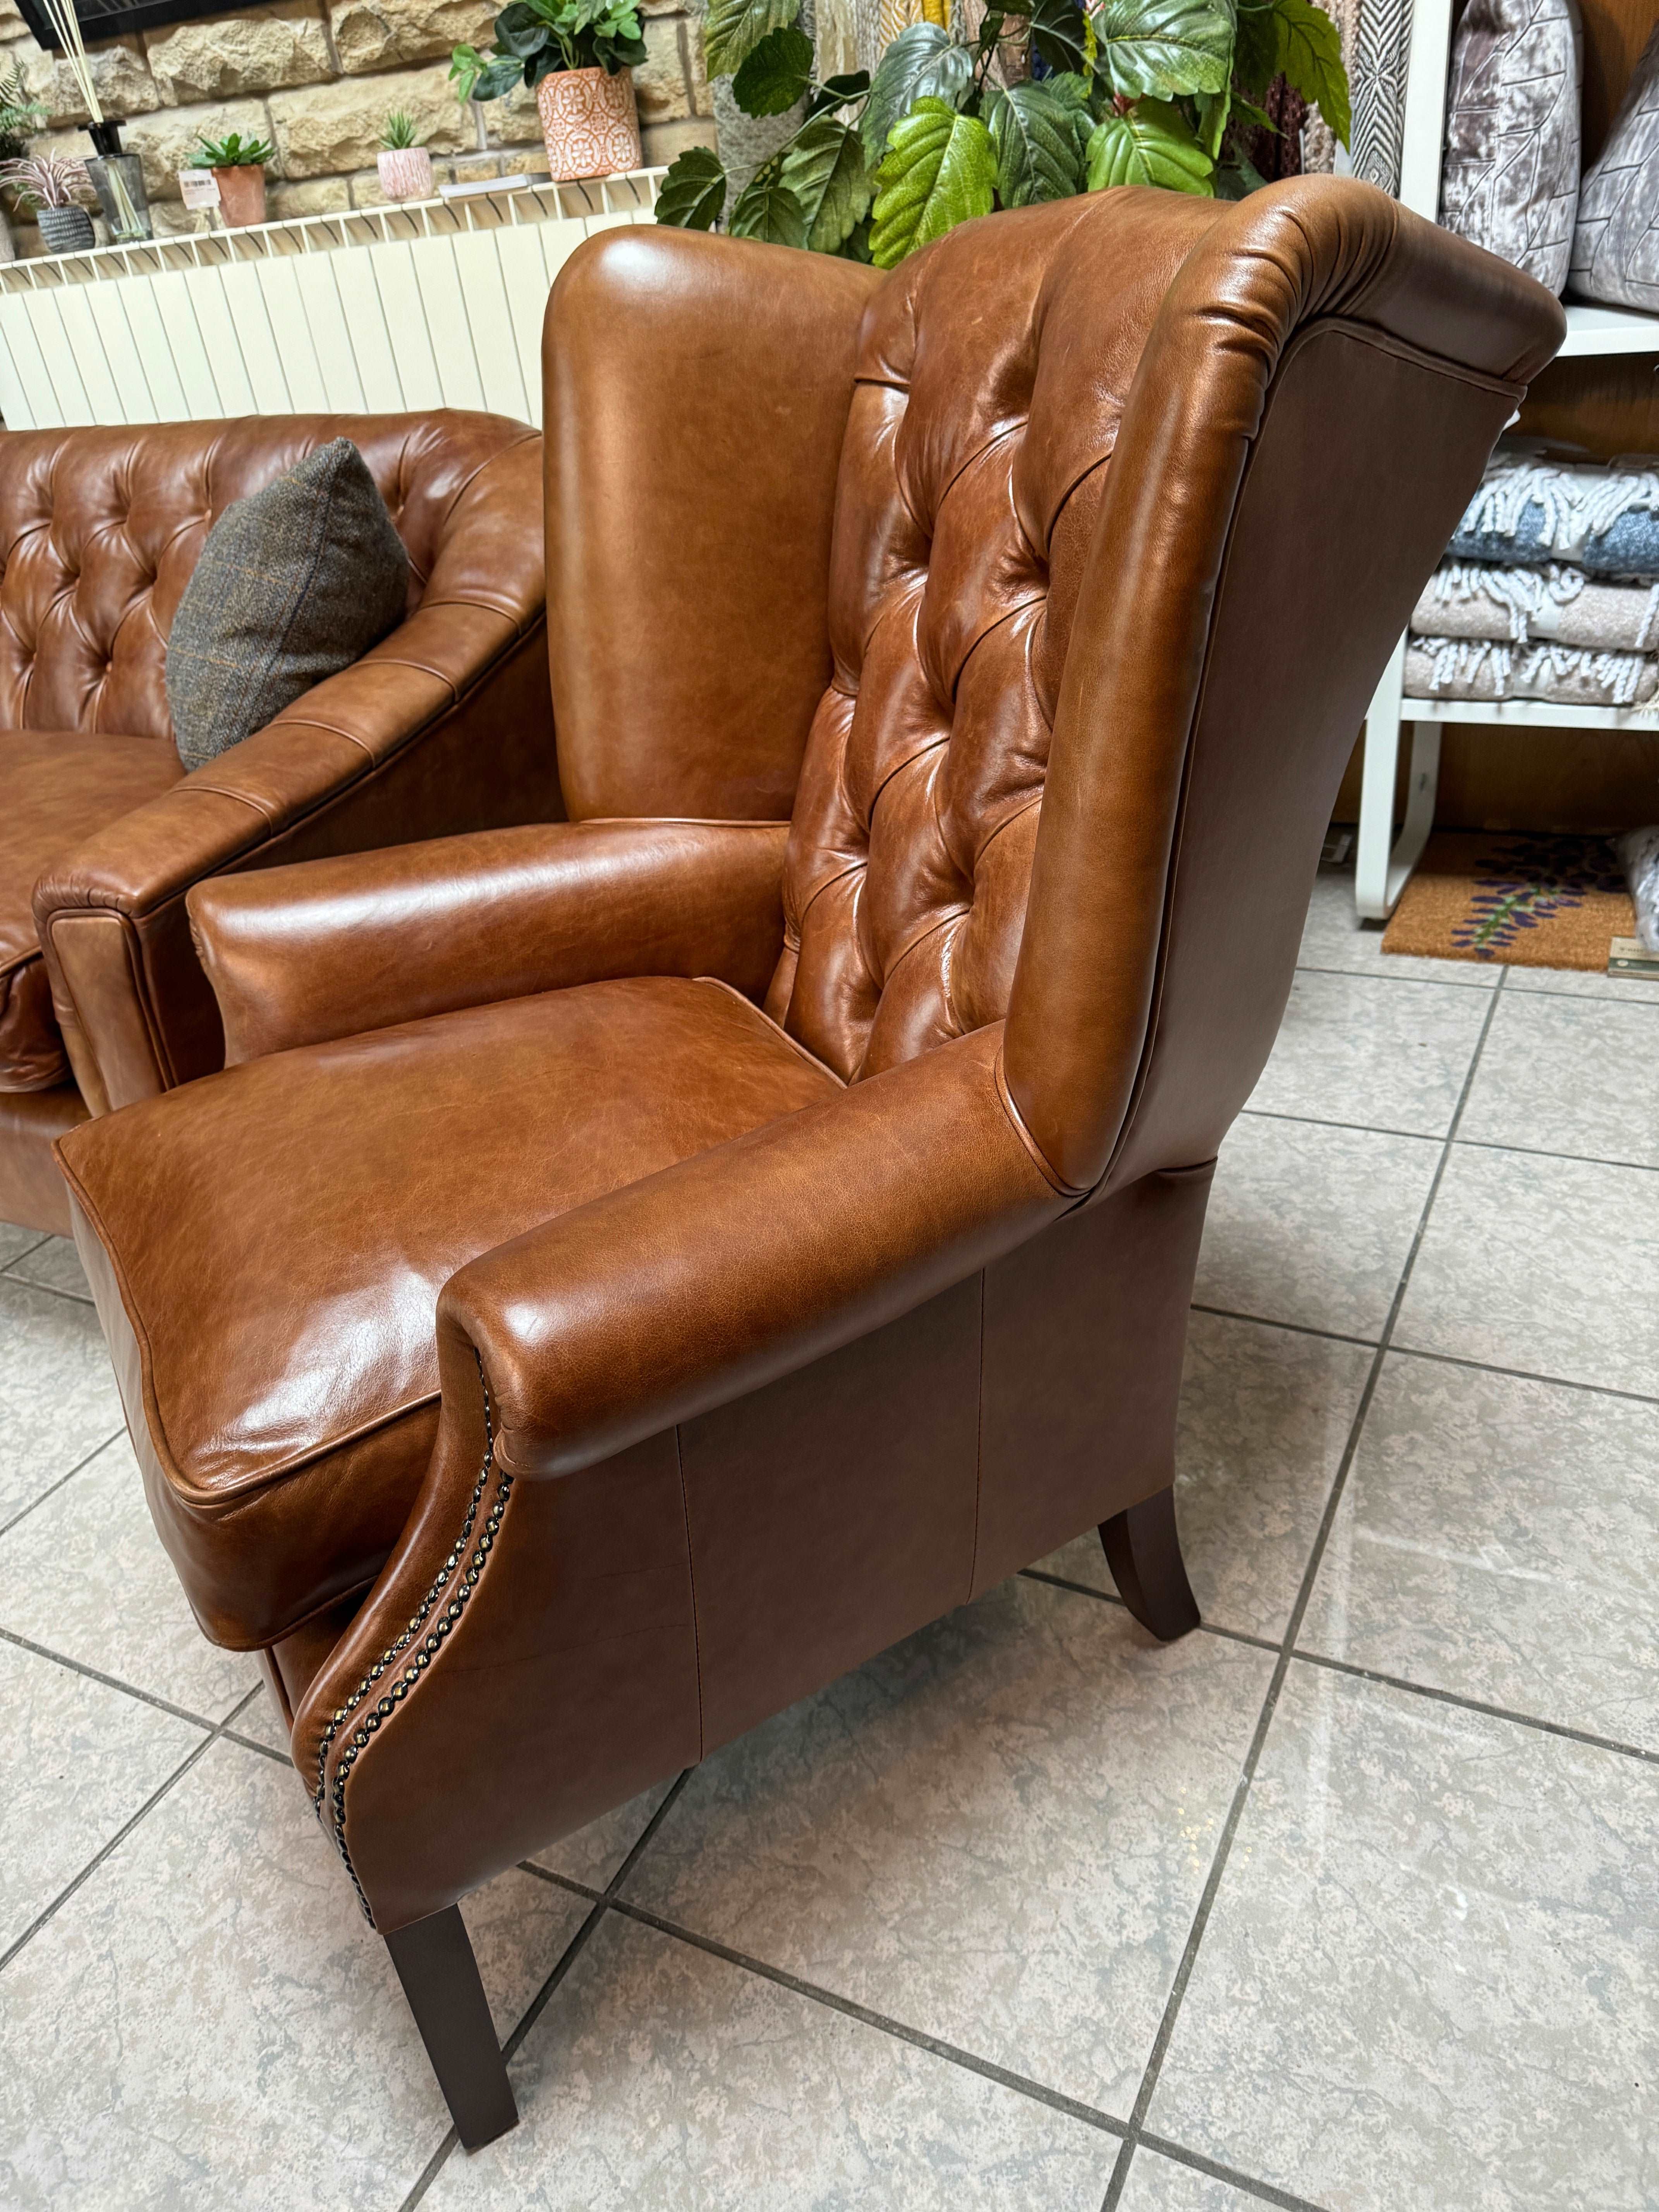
[0,150,91,210]
[379,109,421,149]
[189,131,275,170]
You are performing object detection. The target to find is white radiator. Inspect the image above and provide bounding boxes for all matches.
[0,171,663,432]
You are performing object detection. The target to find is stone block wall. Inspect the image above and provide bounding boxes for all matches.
[0,0,718,250]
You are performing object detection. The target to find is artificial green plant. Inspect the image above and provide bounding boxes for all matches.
[450,0,647,105]
[189,131,275,169]
[656,0,1350,268]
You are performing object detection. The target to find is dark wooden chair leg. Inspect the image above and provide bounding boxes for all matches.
[384,1904,519,2150]
[1100,1485,1200,1642]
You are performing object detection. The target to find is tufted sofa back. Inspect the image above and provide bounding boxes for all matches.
[0,411,530,743]
[764,193,1219,1082]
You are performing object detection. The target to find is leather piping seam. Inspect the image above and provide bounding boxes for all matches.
[46,1162,441,1512]
[48,907,172,1097]
[42,619,546,927]
[696,976,844,1086]
[1096,317,1496,1193]
[316,1355,514,1926]
[1307,310,1533,401]
[994,1046,1082,1197]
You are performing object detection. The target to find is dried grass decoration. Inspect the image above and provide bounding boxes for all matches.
[38,0,149,239]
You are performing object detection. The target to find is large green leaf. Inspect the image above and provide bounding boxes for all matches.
[1272,0,1349,145]
[869,96,997,267]
[861,22,974,161]
[1231,0,1278,89]
[492,3,550,57]
[1091,0,1234,100]
[778,114,874,250]
[704,0,799,81]
[729,173,809,246]
[988,81,1086,205]
[654,143,726,228]
[1029,0,1090,76]
[731,22,815,115]
[1085,96,1214,191]
[805,67,869,119]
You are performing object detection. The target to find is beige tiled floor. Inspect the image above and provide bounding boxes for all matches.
[2,859,1656,2210]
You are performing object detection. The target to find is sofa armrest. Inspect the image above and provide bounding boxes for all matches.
[32,438,554,1113]
[440,1022,1066,1480]
[189,817,792,1063]
[292,1020,1066,1927]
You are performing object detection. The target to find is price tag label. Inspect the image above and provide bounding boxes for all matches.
[179,170,221,210]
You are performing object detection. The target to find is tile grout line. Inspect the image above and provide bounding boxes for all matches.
[1189,1306,1659,1410]
[1097,970,1510,2212]
[1240,1105,1659,1180]
[1292,958,1497,993]
[522,1862,1331,2212]
[0,1622,256,1736]
[512,1858,1330,2209]
[0,1273,96,1309]
[0,1684,264,1979]
[0,1426,125,1541]
[1018,1570,1659,1774]
[397,1773,695,2210]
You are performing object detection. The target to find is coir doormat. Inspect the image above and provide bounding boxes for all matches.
[1382,832,1636,970]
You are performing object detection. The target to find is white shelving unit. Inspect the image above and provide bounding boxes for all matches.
[1353,0,1659,920]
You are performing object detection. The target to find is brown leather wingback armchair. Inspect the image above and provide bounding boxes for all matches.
[0,410,554,1235]
[55,182,1563,2150]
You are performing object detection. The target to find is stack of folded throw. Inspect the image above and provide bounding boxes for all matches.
[1406,446,1659,709]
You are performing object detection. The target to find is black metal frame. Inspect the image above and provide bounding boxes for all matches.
[17,0,238,53]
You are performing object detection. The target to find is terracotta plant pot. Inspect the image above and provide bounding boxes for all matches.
[214,164,266,228]
[377,146,433,202]
[536,65,640,184]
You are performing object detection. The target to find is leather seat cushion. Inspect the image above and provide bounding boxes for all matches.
[0,730,182,1090]
[58,974,840,1648]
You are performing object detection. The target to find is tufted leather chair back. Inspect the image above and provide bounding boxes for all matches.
[0,412,521,742]
[764,193,1218,1082]
[763,182,1554,1201]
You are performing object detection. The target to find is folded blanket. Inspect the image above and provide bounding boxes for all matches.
[1447,449,1659,576]
[1411,562,1659,649]
[1405,635,1659,707]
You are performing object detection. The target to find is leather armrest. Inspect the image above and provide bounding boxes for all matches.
[189,817,792,1063]
[437,1023,1068,1481]
[30,438,555,1114]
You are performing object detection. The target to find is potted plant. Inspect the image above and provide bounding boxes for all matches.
[0,151,95,256]
[188,130,274,229]
[450,0,647,184]
[377,110,433,201]
[656,0,1349,267]
[0,65,46,264]
[33,0,150,239]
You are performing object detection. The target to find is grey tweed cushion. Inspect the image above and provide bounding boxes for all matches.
[166,437,409,774]
[1570,25,1659,310]
[1439,0,1582,296]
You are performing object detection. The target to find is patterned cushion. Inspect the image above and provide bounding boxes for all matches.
[165,438,408,773]
[1440,0,1582,296]
[1569,24,1659,309]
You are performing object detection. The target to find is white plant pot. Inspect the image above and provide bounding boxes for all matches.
[377,147,433,202]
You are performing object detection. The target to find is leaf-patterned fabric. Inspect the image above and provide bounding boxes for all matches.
[1439,0,1582,296]
[1569,22,1659,311]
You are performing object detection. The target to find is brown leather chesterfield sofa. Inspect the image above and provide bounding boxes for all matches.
[0,411,553,1234]
[55,181,1562,2150]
